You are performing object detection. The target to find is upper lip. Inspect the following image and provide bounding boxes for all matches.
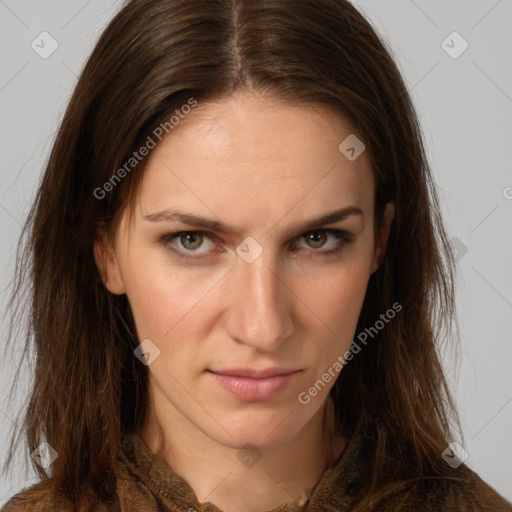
[209,367,301,378]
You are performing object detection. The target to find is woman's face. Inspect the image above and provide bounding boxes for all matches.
[95,91,393,449]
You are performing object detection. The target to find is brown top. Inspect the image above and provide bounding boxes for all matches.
[2,427,512,511]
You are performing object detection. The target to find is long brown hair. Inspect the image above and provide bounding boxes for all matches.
[3,0,462,507]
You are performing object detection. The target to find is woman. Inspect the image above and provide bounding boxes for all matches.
[2,0,511,510]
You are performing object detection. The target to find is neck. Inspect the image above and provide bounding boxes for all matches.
[140,396,346,512]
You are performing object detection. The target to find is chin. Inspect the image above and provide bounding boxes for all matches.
[203,408,307,450]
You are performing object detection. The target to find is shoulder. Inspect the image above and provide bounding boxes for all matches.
[1,480,117,512]
[359,465,512,511]
[1,480,67,512]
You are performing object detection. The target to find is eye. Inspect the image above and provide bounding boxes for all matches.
[292,229,353,256]
[160,231,218,259]
[159,228,353,260]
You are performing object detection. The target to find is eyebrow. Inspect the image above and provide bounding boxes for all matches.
[143,206,364,236]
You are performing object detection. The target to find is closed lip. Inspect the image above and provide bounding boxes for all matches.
[208,367,302,378]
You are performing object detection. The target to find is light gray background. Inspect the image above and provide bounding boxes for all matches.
[1,0,511,506]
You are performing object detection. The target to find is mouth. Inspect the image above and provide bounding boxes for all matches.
[208,367,302,378]
[206,368,302,402]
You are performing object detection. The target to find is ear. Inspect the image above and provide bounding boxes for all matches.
[370,202,395,274]
[93,224,126,295]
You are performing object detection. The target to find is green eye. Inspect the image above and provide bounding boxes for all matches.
[303,230,328,249]
[179,232,204,251]
[160,231,215,258]
[294,229,353,254]
[159,228,353,260]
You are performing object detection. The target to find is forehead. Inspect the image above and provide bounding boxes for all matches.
[127,92,374,233]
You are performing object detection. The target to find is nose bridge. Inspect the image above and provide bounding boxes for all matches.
[226,249,293,350]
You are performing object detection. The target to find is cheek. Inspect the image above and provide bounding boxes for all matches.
[305,240,373,327]
[312,267,369,337]
[300,253,372,367]
[293,265,370,407]
[119,245,227,343]
[127,281,171,339]
[118,247,188,339]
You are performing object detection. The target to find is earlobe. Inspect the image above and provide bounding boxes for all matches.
[93,226,126,295]
[370,202,395,274]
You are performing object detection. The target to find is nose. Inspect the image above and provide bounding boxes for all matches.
[223,250,294,352]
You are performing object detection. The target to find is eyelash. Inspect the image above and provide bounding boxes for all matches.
[159,229,353,261]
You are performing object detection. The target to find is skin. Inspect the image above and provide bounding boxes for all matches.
[94,90,395,512]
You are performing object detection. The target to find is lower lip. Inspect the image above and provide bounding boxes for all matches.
[208,371,301,402]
